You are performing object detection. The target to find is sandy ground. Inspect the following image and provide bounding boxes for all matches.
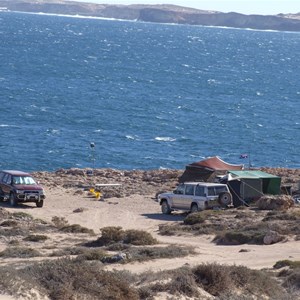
[1,185,300,275]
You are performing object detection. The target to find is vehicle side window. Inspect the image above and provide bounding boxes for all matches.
[2,174,9,184]
[6,175,12,185]
[185,185,194,196]
[176,184,185,195]
[195,186,205,196]
[0,172,4,182]
[207,187,215,196]
[215,186,227,195]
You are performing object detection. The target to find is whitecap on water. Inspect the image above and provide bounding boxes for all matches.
[125,135,135,140]
[155,137,176,142]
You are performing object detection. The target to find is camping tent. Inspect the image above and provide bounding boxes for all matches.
[179,156,244,183]
[226,170,281,207]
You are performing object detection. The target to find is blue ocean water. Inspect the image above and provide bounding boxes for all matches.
[0,12,299,171]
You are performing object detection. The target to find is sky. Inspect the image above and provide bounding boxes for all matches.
[71,0,300,15]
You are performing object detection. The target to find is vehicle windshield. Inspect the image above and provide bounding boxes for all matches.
[13,176,36,185]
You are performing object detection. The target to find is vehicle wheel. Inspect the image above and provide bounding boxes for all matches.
[9,193,17,207]
[190,203,198,213]
[36,200,44,208]
[161,200,171,214]
[218,192,232,207]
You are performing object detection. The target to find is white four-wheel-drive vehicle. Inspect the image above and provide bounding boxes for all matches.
[157,182,232,214]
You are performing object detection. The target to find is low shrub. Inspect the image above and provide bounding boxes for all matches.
[97,226,125,246]
[106,243,131,251]
[167,267,199,298]
[76,249,107,261]
[127,245,194,262]
[0,220,18,227]
[60,224,94,235]
[158,224,180,236]
[50,247,88,257]
[214,229,267,245]
[193,263,284,298]
[0,247,41,258]
[283,269,300,291]
[12,212,33,220]
[274,260,300,269]
[51,216,69,228]
[123,229,158,245]
[263,210,300,221]
[184,212,206,225]
[22,258,139,300]
[94,227,158,246]
[256,195,294,211]
[23,234,48,242]
[184,210,226,226]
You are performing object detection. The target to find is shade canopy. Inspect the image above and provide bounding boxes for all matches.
[179,156,244,182]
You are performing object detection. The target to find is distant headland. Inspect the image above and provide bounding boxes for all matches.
[1,0,300,32]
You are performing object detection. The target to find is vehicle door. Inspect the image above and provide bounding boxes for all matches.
[195,185,206,209]
[170,183,185,208]
[1,173,12,195]
[206,186,219,206]
[179,184,195,209]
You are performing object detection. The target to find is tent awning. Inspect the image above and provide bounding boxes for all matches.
[189,156,244,171]
[228,170,280,179]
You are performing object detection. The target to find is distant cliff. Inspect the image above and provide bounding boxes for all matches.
[1,0,300,32]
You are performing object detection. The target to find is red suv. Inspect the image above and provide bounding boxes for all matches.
[0,170,45,207]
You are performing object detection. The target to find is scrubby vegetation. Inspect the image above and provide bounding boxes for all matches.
[274,260,300,297]
[0,259,291,300]
[159,206,300,245]
[0,246,41,258]
[274,260,300,269]
[256,195,295,210]
[91,226,159,246]
[23,234,48,242]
